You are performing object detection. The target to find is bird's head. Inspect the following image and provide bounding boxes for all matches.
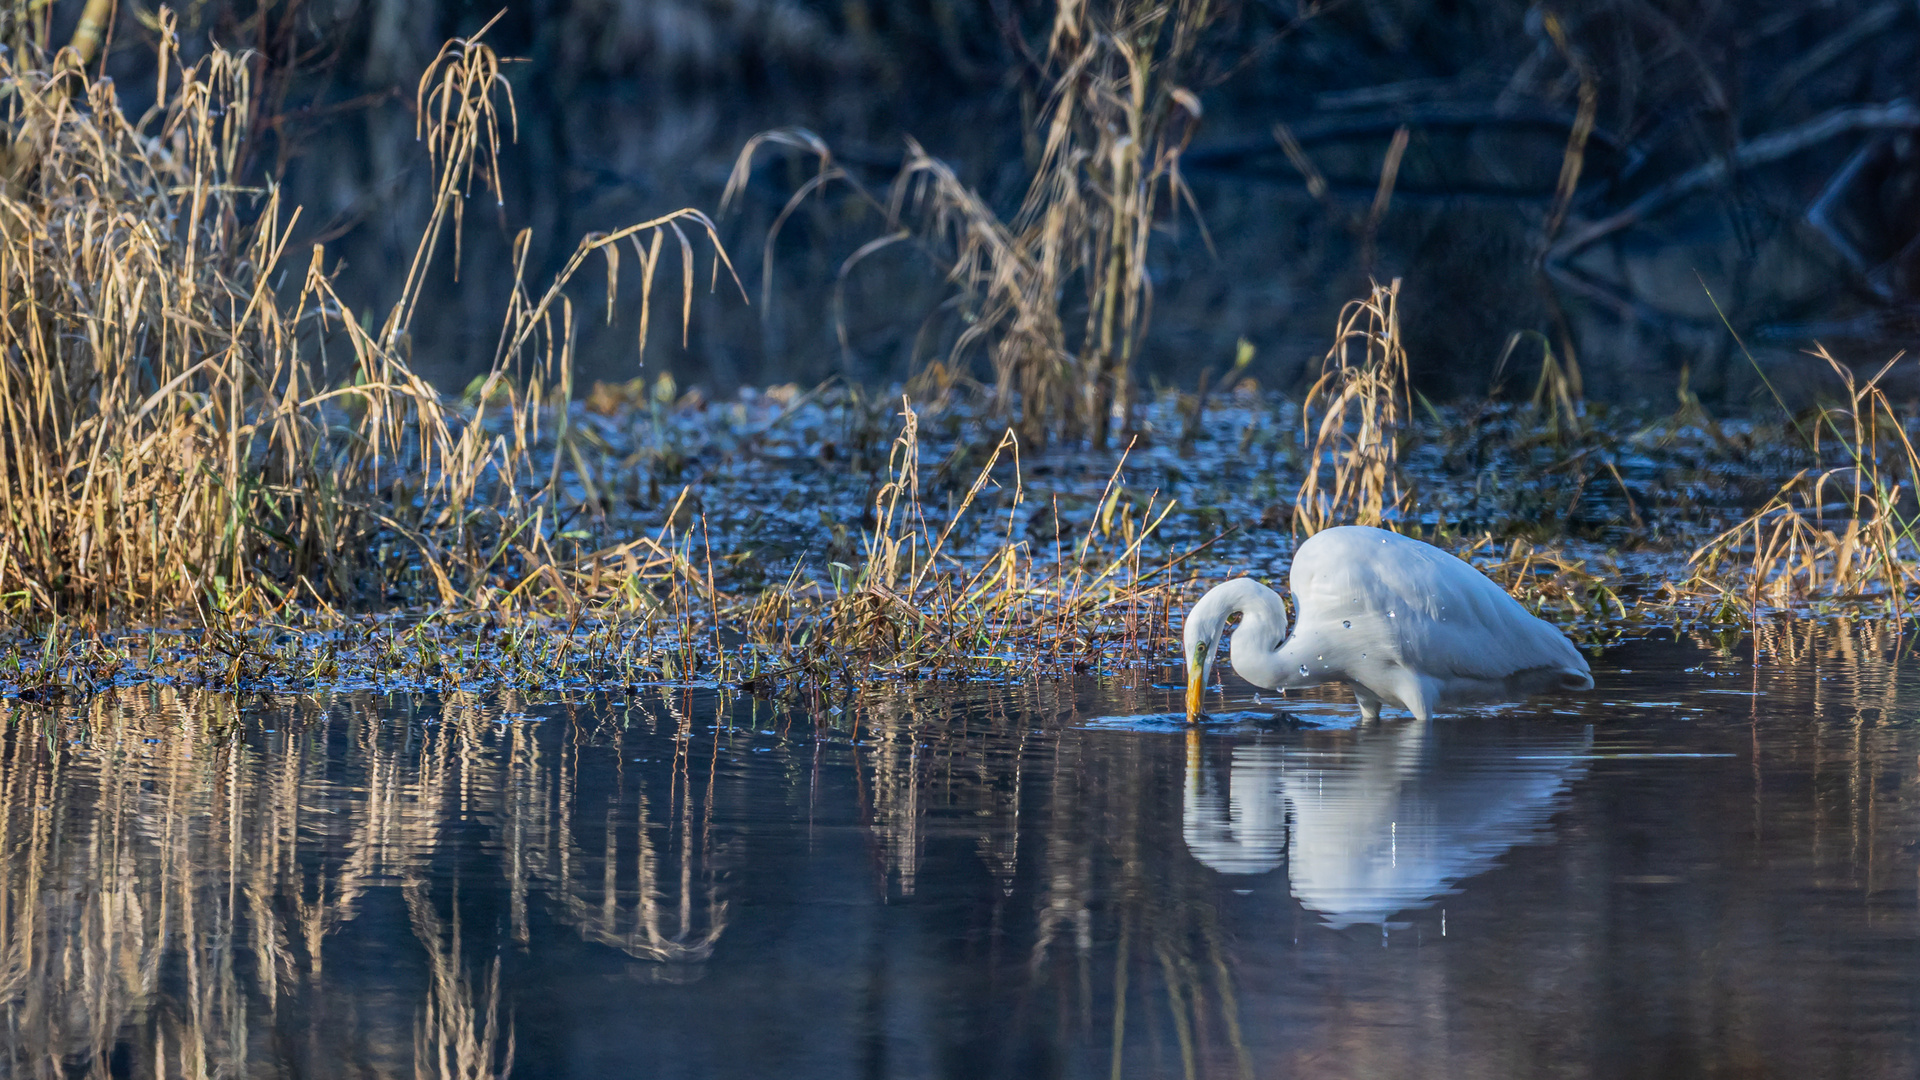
[1183,578,1288,721]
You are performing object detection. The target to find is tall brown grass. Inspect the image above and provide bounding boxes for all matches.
[0,9,730,626]
[726,0,1216,446]
[1292,280,1415,536]
[1687,347,1920,614]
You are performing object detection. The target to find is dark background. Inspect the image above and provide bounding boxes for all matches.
[61,0,1920,407]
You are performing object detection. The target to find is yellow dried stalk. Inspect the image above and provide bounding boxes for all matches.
[1293,279,1415,536]
[1463,534,1627,623]
[0,12,730,625]
[1687,347,1920,613]
[725,0,1214,447]
[1495,329,1584,441]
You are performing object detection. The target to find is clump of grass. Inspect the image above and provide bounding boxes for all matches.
[729,402,1191,691]
[1493,329,1585,444]
[726,0,1216,447]
[1462,535,1630,630]
[1292,279,1416,536]
[1686,347,1920,615]
[0,12,730,625]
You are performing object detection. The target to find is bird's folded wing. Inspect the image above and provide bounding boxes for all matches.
[1293,530,1586,682]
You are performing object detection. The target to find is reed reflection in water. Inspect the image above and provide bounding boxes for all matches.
[0,688,725,1078]
[3,621,1920,1078]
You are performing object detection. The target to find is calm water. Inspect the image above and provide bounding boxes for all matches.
[5,623,1920,1079]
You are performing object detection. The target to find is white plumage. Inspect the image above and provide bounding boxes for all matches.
[1182,525,1592,720]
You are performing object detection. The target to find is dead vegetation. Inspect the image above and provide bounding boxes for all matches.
[726,0,1219,447]
[0,1,1915,708]
[1685,347,1920,616]
[0,10,728,624]
[1293,279,1416,535]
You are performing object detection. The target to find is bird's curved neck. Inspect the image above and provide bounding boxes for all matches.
[1227,592,1295,691]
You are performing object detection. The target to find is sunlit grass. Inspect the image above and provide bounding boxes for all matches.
[0,12,727,625]
[726,0,1218,448]
[1293,279,1416,536]
[1686,346,1920,617]
[0,1,1915,709]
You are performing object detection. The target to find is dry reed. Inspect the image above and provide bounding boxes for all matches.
[725,0,1216,446]
[1686,347,1920,615]
[0,9,730,626]
[1292,279,1415,536]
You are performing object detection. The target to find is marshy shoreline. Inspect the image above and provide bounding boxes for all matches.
[6,366,1915,707]
[3,7,1917,710]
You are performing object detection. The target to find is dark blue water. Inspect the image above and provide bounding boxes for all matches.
[5,624,1918,1078]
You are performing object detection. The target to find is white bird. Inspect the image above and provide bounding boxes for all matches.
[1182,525,1592,721]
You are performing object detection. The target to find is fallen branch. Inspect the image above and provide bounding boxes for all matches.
[1551,100,1920,262]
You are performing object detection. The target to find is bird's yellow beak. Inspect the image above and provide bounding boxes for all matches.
[1186,662,1205,722]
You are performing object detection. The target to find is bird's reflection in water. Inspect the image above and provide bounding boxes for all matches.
[1183,718,1591,926]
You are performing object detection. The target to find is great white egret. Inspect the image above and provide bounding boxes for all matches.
[1182,525,1592,720]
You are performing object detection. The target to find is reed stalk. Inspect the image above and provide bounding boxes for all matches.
[1293,279,1415,536]
[726,0,1215,446]
[0,10,729,626]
